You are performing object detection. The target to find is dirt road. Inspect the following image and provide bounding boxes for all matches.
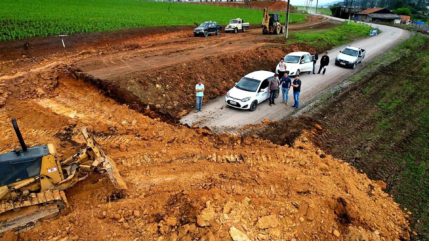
[180,22,412,131]
[75,16,330,80]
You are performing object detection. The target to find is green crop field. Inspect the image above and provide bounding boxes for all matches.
[0,0,305,41]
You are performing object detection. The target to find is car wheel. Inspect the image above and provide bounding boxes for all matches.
[296,70,300,76]
[204,31,208,37]
[352,63,356,69]
[250,101,257,111]
[234,28,238,34]
[242,27,246,32]
[216,30,220,36]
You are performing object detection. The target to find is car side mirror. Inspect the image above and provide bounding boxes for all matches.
[339,50,342,53]
[235,82,237,85]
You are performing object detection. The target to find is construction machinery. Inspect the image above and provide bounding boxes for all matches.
[262,8,285,35]
[0,119,127,234]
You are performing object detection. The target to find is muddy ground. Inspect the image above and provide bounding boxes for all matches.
[0,16,416,241]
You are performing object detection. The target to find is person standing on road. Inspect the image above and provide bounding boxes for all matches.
[318,52,330,75]
[195,79,205,113]
[312,51,319,74]
[276,58,287,79]
[291,75,301,109]
[268,74,280,106]
[279,73,291,105]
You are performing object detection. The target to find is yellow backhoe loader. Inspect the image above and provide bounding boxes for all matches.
[0,119,127,234]
[262,8,285,35]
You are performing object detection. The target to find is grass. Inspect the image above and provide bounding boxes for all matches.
[295,6,332,15]
[0,0,306,41]
[314,34,429,239]
[287,21,373,49]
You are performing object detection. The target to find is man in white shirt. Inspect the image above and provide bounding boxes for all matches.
[195,79,205,113]
[276,58,287,79]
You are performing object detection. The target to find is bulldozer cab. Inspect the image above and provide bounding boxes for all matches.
[0,146,48,187]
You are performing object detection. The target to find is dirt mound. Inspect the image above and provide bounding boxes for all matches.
[0,68,411,240]
[202,1,293,12]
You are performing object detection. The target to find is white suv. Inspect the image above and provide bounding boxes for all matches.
[225,70,278,111]
[276,51,313,76]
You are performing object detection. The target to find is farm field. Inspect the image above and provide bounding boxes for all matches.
[0,0,306,41]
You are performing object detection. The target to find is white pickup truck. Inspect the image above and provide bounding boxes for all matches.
[335,46,366,69]
[225,18,250,33]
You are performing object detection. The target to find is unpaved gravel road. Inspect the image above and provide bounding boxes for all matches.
[180,20,412,132]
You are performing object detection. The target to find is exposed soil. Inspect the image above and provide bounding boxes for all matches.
[198,1,295,12]
[0,69,412,240]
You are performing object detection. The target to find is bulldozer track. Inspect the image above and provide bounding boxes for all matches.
[0,190,66,215]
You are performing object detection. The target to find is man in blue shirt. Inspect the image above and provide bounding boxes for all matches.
[195,79,205,112]
[279,73,292,105]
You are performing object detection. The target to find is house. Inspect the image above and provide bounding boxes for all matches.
[400,15,411,24]
[356,8,402,23]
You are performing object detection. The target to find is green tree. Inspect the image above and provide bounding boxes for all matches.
[379,0,387,7]
[393,7,412,15]
[369,0,375,8]
[395,0,404,8]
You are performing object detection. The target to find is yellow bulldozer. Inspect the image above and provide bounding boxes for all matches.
[262,8,285,35]
[0,119,127,234]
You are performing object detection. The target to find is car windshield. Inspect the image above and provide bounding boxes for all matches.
[199,23,208,28]
[342,48,358,57]
[235,77,260,92]
[284,55,300,63]
[230,20,238,24]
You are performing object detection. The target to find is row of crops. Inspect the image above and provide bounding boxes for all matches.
[0,0,306,41]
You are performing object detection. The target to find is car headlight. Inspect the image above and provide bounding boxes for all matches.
[226,91,230,98]
[241,97,251,102]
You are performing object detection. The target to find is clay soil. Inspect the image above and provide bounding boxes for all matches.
[0,17,413,241]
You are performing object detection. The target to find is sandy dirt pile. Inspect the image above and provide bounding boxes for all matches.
[0,69,411,241]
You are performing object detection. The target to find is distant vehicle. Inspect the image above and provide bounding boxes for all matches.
[225,18,250,33]
[276,51,313,76]
[262,8,285,35]
[335,47,366,69]
[225,70,278,111]
[194,21,222,37]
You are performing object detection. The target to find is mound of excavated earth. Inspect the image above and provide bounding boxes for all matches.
[0,68,411,241]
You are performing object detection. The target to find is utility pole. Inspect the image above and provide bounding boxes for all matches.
[348,0,354,24]
[285,0,291,38]
[315,0,319,14]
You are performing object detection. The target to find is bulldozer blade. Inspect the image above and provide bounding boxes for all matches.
[102,156,128,190]
[81,127,127,190]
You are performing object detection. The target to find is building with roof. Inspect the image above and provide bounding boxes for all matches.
[356,8,401,23]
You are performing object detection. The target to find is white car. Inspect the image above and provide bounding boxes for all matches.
[225,70,278,111]
[276,51,313,76]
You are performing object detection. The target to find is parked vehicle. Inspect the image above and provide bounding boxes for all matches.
[194,21,222,37]
[225,71,278,111]
[262,8,285,35]
[225,18,250,33]
[335,46,366,69]
[276,52,313,76]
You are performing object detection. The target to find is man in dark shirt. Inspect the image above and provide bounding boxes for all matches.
[318,52,330,75]
[268,74,280,106]
[312,51,319,74]
[291,75,301,109]
[279,73,292,105]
